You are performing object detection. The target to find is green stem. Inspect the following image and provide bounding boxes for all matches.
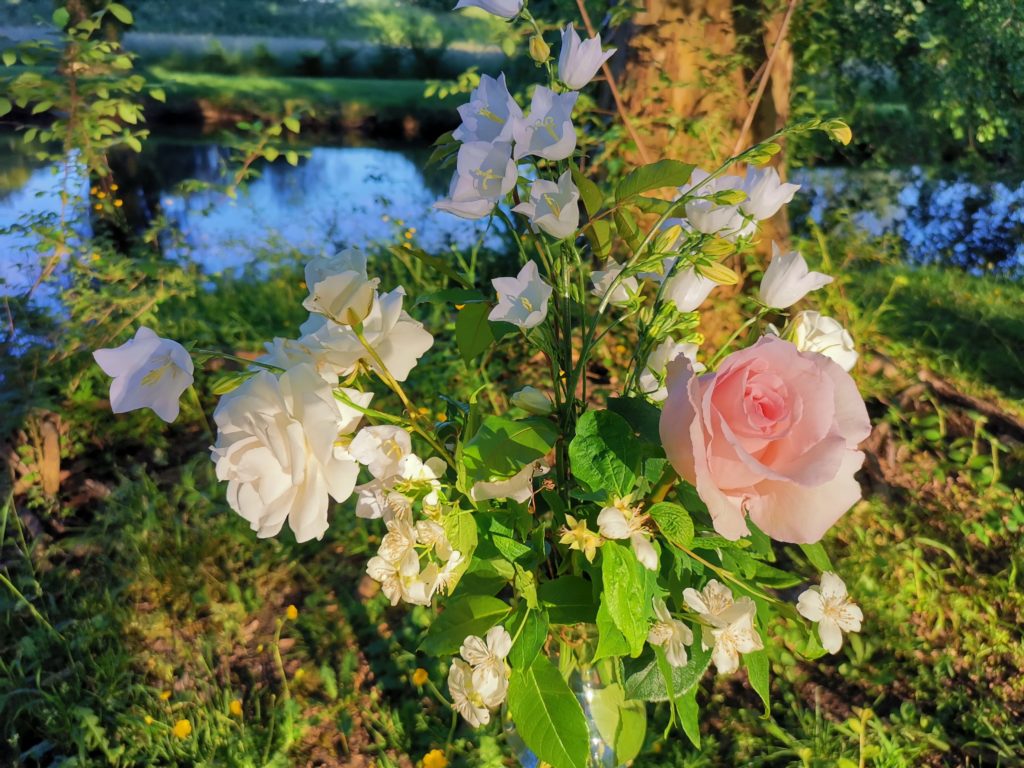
[706,307,769,370]
[193,348,284,373]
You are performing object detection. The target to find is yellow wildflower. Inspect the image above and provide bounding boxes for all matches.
[559,515,603,563]
[412,668,429,686]
[229,699,243,717]
[144,715,154,725]
[171,719,192,739]
[159,690,172,701]
[114,199,123,208]
[422,749,448,768]
[285,604,298,621]
[97,191,106,199]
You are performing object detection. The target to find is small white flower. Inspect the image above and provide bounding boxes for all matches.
[460,625,512,700]
[303,270,379,326]
[434,549,465,595]
[647,597,694,667]
[448,659,493,727]
[638,338,704,402]
[681,169,752,241]
[510,386,553,415]
[398,454,447,484]
[453,0,522,19]
[93,327,194,423]
[435,141,518,220]
[304,249,368,293]
[759,242,834,309]
[454,73,522,144]
[512,170,580,240]
[591,259,639,306]
[683,580,763,674]
[598,498,658,570]
[489,260,553,330]
[349,426,413,480]
[512,87,578,161]
[789,311,858,372]
[662,264,717,312]
[557,23,616,90]
[740,166,800,221]
[797,571,863,654]
[470,460,549,504]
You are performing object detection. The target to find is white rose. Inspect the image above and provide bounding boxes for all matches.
[790,311,858,371]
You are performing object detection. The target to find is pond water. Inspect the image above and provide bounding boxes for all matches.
[2,132,1023,293]
[0,131,498,293]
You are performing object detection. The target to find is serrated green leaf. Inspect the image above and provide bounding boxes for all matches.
[568,410,640,497]
[648,502,694,550]
[508,656,590,768]
[744,649,770,716]
[601,541,649,656]
[419,595,509,656]
[538,576,596,625]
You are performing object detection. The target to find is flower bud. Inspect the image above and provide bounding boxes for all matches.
[511,386,554,415]
[529,34,551,64]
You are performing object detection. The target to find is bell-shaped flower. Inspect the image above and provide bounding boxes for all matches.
[510,385,553,415]
[435,141,517,220]
[489,260,553,330]
[647,597,694,667]
[683,580,763,674]
[591,259,640,306]
[658,261,717,312]
[512,87,578,161]
[94,327,194,423]
[681,169,752,241]
[211,365,371,542]
[512,170,580,240]
[796,571,863,654]
[740,166,800,221]
[454,73,523,144]
[470,460,549,504]
[759,242,833,309]
[597,497,658,570]
[557,23,616,90]
[789,311,858,372]
[349,425,413,480]
[453,0,522,19]
[302,286,434,382]
[303,270,379,326]
[638,338,704,402]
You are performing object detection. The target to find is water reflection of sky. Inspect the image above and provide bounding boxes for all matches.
[0,140,499,292]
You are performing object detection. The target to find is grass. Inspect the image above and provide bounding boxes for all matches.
[147,67,462,127]
[1,234,1022,766]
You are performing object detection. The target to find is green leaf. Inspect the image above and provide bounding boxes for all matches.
[624,641,711,702]
[507,655,590,768]
[799,542,834,573]
[285,150,299,166]
[461,415,557,485]
[52,7,70,27]
[607,396,662,444]
[506,604,549,670]
[107,3,134,24]
[283,116,301,134]
[386,244,471,289]
[419,595,509,656]
[615,159,695,203]
[593,599,631,661]
[568,410,640,497]
[538,576,596,625]
[585,218,612,259]
[0,98,11,117]
[601,541,649,656]
[2,50,17,67]
[744,649,770,716]
[648,502,694,551]
[442,510,477,592]
[124,134,142,153]
[31,101,53,115]
[263,146,280,162]
[116,102,136,124]
[676,685,701,748]
[570,164,602,217]
[149,87,166,103]
[589,682,647,764]
[455,303,495,364]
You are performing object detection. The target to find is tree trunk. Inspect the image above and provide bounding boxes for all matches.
[618,0,795,242]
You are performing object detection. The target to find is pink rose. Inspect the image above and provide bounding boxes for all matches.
[659,336,871,543]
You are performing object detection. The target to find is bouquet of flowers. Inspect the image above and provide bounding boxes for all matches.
[95,3,867,765]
